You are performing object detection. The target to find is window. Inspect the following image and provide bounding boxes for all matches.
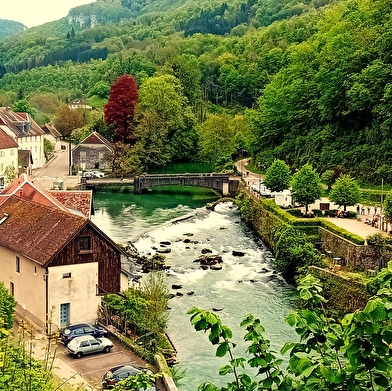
[79,236,91,251]
[62,272,72,279]
[34,266,37,275]
[80,151,86,161]
[10,282,14,296]
[80,341,90,347]
[16,256,20,273]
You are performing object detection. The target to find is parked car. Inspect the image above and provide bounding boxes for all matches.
[102,364,155,390]
[251,182,264,193]
[60,323,108,345]
[82,171,104,179]
[67,335,113,358]
[90,170,105,178]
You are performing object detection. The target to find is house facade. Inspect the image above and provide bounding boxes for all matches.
[0,176,123,331]
[0,128,18,188]
[72,131,113,171]
[0,107,45,169]
[42,123,63,152]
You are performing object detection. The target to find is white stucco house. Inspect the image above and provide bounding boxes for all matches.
[0,175,125,332]
[0,107,45,169]
[0,128,18,189]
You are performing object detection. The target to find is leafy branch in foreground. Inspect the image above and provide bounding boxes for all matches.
[188,264,392,391]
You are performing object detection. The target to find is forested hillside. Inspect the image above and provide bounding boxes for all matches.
[0,19,26,40]
[0,0,391,183]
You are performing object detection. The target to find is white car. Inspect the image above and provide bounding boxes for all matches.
[91,171,105,178]
[251,182,264,193]
[82,171,104,179]
[67,335,113,358]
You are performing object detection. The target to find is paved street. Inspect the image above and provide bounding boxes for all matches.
[32,146,80,189]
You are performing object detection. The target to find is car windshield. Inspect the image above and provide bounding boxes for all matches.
[95,338,102,343]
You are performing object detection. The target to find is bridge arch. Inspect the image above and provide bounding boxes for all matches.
[133,173,239,196]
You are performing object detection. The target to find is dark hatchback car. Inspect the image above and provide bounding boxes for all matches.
[60,323,108,345]
[102,364,155,390]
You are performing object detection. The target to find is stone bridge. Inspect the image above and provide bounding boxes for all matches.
[133,173,240,195]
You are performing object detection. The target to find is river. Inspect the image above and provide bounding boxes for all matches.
[91,186,297,390]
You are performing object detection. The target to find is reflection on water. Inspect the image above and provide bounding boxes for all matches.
[92,187,297,391]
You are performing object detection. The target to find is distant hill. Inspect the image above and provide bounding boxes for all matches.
[0,19,26,40]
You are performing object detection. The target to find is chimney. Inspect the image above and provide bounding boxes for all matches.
[18,189,23,197]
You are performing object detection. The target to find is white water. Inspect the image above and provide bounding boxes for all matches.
[130,202,297,390]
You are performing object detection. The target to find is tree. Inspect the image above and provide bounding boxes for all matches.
[273,226,320,278]
[291,164,323,214]
[383,190,392,223]
[188,265,392,391]
[104,74,139,144]
[4,165,17,184]
[321,169,335,190]
[43,138,54,161]
[197,113,235,171]
[12,99,36,117]
[263,159,291,192]
[135,75,197,168]
[329,174,361,212]
[0,281,16,331]
[52,104,85,137]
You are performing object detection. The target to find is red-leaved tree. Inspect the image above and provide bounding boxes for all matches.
[104,74,139,144]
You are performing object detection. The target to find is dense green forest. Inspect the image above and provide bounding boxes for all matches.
[0,20,26,40]
[0,0,391,183]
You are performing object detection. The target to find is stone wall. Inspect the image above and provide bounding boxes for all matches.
[320,228,391,271]
[237,182,391,272]
[309,266,370,312]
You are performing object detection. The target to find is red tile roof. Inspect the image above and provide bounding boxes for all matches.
[1,174,69,212]
[80,131,113,149]
[0,195,87,265]
[0,128,18,149]
[50,190,94,218]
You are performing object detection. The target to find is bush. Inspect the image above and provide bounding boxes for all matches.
[312,209,323,217]
[324,209,336,217]
[286,208,302,217]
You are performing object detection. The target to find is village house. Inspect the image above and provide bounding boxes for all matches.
[72,131,113,172]
[69,98,92,111]
[0,175,125,332]
[0,128,18,189]
[42,123,63,153]
[0,107,46,169]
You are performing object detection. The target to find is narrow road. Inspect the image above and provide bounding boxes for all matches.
[32,146,80,189]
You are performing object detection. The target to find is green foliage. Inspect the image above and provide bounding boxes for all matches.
[235,191,255,223]
[189,265,392,391]
[198,113,236,171]
[135,74,198,168]
[4,166,17,184]
[263,159,291,192]
[12,99,36,117]
[321,169,335,190]
[102,272,170,354]
[273,226,321,278]
[0,282,16,332]
[141,272,170,336]
[291,164,323,214]
[43,138,54,160]
[383,190,392,222]
[0,338,54,391]
[329,174,361,212]
[112,370,160,391]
